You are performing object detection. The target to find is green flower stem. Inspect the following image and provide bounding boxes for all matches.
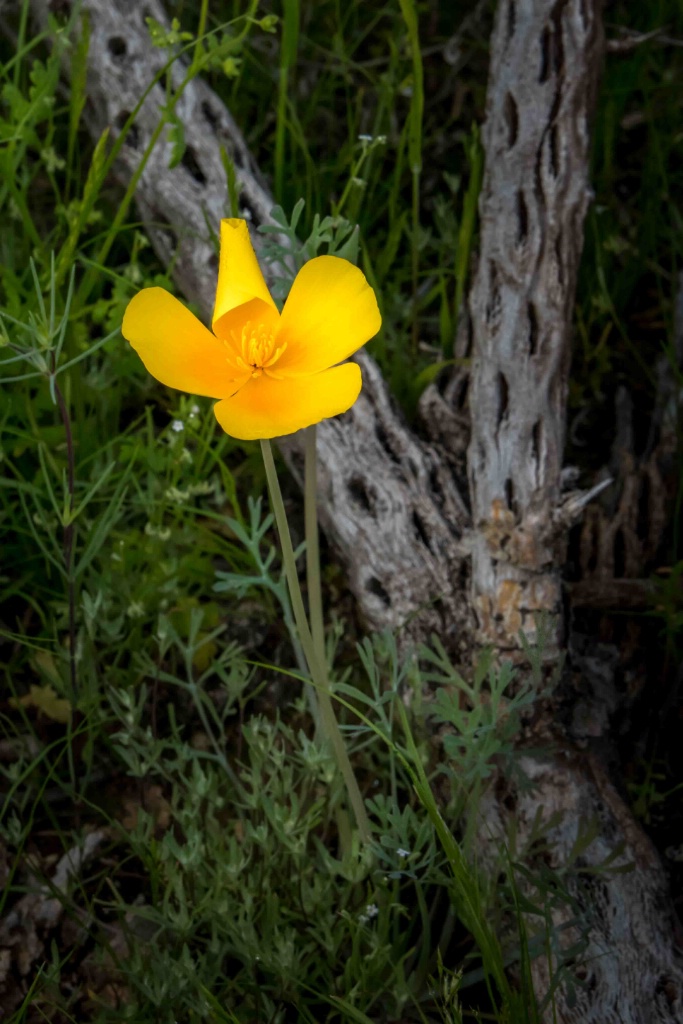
[260,438,372,844]
[304,425,325,671]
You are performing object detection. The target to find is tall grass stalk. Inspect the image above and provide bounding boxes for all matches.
[274,0,300,202]
[304,424,325,674]
[398,0,424,356]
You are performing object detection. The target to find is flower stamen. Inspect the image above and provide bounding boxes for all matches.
[225,321,287,381]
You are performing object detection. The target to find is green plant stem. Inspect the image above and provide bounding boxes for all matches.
[260,438,371,843]
[52,375,77,702]
[193,0,210,68]
[50,374,80,812]
[453,125,483,356]
[304,425,325,670]
[274,0,300,201]
[398,0,424,357]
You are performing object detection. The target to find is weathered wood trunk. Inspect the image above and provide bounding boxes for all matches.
[25,0,683,1019]
[455,1,683,1019]
[467,0,599,655]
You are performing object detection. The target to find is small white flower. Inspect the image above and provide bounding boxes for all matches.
[165,486,190,504]
[41,146,66,173]
[171,419,184,432]
[359,904,379,925]
[145,522,172,541]
[397,848,410,859]
[358,133,373,142]
[126,600,145,619]
[190,481,214,496]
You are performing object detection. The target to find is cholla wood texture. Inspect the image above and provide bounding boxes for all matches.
[468,0,599,653]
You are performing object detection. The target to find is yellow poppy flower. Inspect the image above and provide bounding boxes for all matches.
[121,219,381,440]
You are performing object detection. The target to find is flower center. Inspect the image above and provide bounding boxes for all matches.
[226,320,287,381]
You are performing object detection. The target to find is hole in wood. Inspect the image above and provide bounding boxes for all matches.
[497,372,509,428]
[366,576,391,607]
[201,101,219,131]
[504,92,518,149]
[503,791,516,812]
[181,147,207,185]
[347,476,374,516]
[435,365,450,396]
[412,510,432,552]
[115,110,139,150]
[429,466,443,502]
[528,302,538,356]
[549,124,559,177]
[506,0,516,42]
[108,36,127,59]
[532,419,542,467]
[456,376,469,412]
[516,189,528,244]
[375,422,401,465]
[551,5,565,74]
[504,477,517,515]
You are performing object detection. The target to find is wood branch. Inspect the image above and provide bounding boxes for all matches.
[465,0,603,654]
[456,2,683,1019]
[29,0,472,649]
[483,750,683,1023]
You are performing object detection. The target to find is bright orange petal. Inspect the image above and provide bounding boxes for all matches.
[273,256,381,376]
[212,219,277,334]
[213,362,362,440]
[122,287,234,398]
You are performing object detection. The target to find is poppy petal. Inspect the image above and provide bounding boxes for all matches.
[122,287,233,398]
[213,362,362,440]
[273,256,381,376]
[212,219,277,334]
